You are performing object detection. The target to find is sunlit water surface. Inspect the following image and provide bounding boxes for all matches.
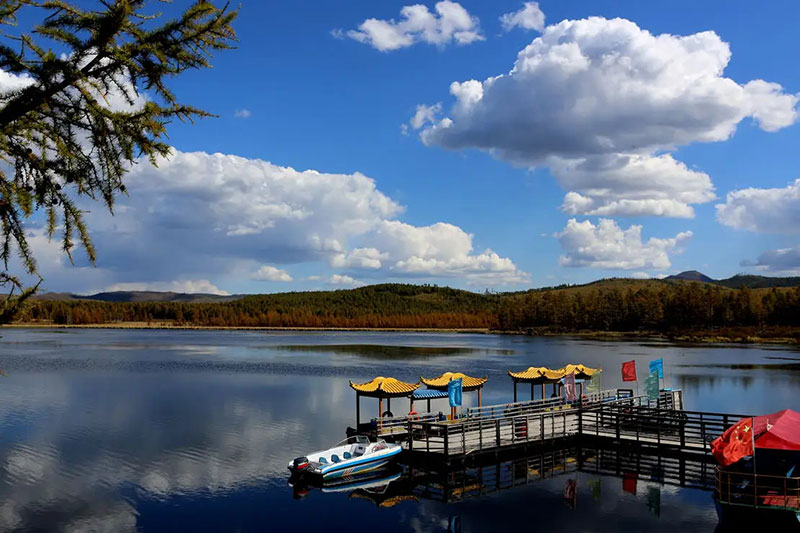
[0,329,798,532]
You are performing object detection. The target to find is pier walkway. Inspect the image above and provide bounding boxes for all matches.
[405,390,748,461]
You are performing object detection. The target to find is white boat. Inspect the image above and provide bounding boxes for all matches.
[288,435,402,479]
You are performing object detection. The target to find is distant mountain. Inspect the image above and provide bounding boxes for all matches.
[31,272,800,306]
[663,270,800,289]
[716,274,800,289]
[665,270,715,283]
[34,291,241,303]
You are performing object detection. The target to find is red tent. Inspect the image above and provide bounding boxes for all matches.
[712,409,800,466]
[752,409,800,451]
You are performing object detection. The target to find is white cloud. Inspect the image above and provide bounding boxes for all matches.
[742,247,800,275]
[342,1,483,52]
[251,265,292,282]
[500,2,545,32]
[329,274,364,286]
[716,179,800,233]
[555,153,715,218]
[418,16,799,217]
[233,108,252,119]
[103,280,229,295]
[25,149,526,291]
[331,247,386,270]
[409,103,442,130]
[631,272,651,279]
[557,218,692,270]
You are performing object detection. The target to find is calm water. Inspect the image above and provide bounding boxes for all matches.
[0,328,799,532]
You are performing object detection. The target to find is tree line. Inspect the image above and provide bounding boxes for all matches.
[16,282,800,337]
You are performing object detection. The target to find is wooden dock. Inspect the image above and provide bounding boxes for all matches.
[404,389,748,461]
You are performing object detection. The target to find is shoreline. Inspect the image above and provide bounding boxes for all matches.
[6,323,799,345]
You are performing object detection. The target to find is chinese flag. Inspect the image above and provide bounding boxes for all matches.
[621,360,637,382]
[711,417,755,467]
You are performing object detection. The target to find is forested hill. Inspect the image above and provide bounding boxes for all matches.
[17,280,800,339]
[23,284,498,328]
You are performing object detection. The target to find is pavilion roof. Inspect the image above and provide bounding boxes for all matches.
[349,376,420,397]
[508,364,601,383]
[421,372,488,391]
[556,363,601,379]
[507,366,566,383]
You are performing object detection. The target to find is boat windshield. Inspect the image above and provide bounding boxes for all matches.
[334,435,370,447]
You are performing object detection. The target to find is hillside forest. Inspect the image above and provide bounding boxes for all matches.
[16,281,800,340]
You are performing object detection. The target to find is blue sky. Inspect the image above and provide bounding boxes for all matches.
[15,1,800,294]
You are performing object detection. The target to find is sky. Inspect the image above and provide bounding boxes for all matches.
[11,0,800,295]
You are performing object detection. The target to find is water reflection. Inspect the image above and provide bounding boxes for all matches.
[272,344,514,359]
[0,328,798,531]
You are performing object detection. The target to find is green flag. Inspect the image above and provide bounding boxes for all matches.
[585,369,602,394]
[647,486,661,517]
[645,369,659,401]
[588,478,602,501]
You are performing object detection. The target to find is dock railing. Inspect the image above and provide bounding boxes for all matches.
[466,388,632,421]
[579,404,750,449]
[409,409,582,456]
[377,412,441,438]
[715,466,800,511]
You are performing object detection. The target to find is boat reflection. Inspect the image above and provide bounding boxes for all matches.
[288,465,404,500]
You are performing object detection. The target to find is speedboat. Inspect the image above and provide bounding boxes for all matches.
[288,435,401,480]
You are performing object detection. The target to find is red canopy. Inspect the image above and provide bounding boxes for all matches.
[711,409,800,466]
[752,409,800,451]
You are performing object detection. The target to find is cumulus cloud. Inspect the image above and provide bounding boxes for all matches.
[555,154,715,218]
[742,247,800,275]
[329,274,364,286]
[341,1,483,51]
[233,108,252,119]
[557,218,692,270]
[418,16,799,217]
[500,2,545,32]
[26,149,526,291]
[251,265,292,282]
[716,179,800,233]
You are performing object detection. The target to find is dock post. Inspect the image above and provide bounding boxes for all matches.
[496,419,501,448]
[513,381,517,403]
[680,418,686,448]
[578,404,583,436]
[444,426,449,457]
[408,420,413,451]
[356,392,360,427]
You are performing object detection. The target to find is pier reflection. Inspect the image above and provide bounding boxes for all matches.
[288,442,799,531]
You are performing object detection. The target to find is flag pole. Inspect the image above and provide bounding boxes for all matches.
[751,418,758,505]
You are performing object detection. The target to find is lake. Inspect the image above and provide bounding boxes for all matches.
[0,328,798,532]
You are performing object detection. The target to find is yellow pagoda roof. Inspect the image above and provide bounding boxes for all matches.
[420,372,488,391]
[349,376,420,397]
[555,363,601,378]
[507,366,566,382]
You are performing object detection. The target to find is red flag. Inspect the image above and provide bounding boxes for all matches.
[622,472,637,494]
[711,417,755,466]
[563,479,577,509]
[621,360,637,382]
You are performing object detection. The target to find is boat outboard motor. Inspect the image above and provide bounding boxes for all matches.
[291,456,310,472]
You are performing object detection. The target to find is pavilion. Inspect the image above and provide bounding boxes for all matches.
[507,364,600,402]
[419,372,488,418]
[349,377,420,427]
